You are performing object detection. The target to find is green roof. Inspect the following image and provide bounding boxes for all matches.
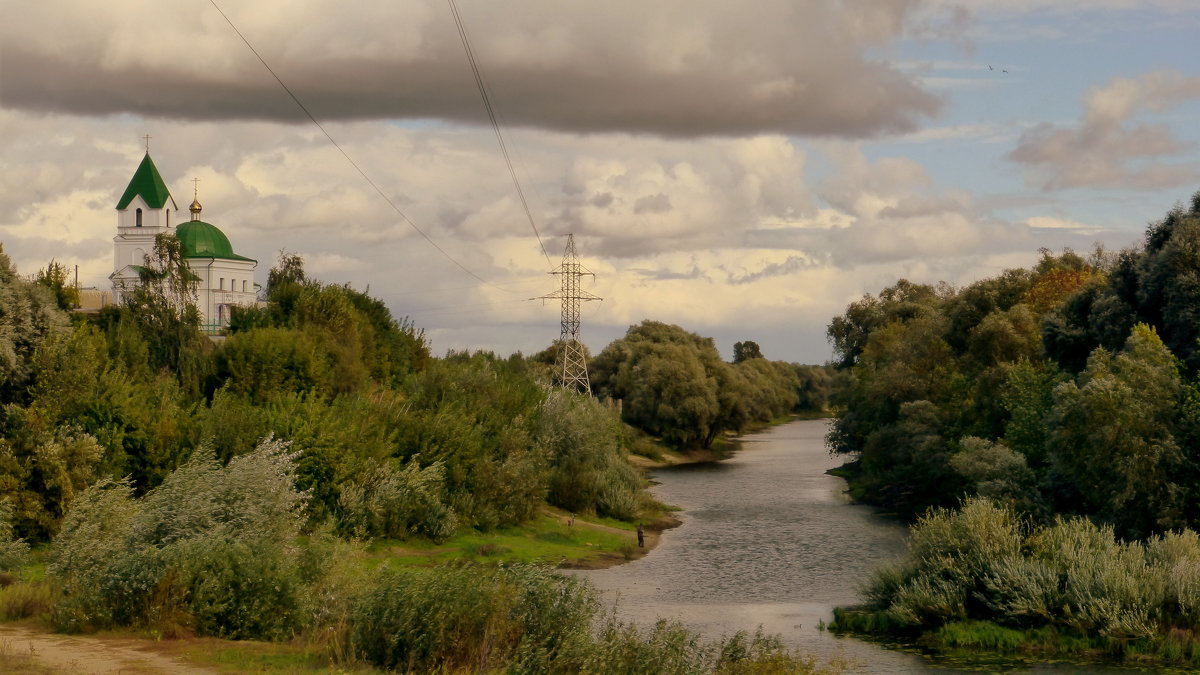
[117,153,175,210]
[176,220,256,262]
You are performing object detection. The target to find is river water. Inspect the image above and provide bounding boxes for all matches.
[575,419,1144,673]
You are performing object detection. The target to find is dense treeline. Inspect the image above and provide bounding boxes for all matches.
[827,192,1200,538]
[590,321,833,449]
[828,193,1200,663]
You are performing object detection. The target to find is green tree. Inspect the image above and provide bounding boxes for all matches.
[1136,193,1200,371]
[732,340,764,363]
[827,279,945,368]
[121,233,210,390]
[0,245,70,403]
[214,327,334,403]
[591,322,723,449]
[1047,325,1186,537]
[33,259,81,311]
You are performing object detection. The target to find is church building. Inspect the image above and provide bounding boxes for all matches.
[110,152,258,332]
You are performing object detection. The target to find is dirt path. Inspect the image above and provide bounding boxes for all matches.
[0,625,214,674]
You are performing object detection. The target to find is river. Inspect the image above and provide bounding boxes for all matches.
[574,419,1143,673]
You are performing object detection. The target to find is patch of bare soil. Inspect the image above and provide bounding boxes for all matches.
[0,625,215,674]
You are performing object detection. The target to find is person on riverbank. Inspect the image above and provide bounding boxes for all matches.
[637,524,645,548]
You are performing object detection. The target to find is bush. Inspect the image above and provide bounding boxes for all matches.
[0,503,29,571]
[536,391,647,521]
[48,437,324,639]
[337,458,457,541]
[850,498,1200,649]
[349,564,596,672]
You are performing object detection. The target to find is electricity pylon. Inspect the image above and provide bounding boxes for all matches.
[537,234,601,392]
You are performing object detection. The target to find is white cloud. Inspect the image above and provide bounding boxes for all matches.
[1009,71,1200,190]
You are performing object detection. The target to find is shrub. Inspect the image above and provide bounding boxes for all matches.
[349,564,595,673]
[337,457,457,541]
[48,438,323,639]
[850,498,1200,650]
[536,390,647,520]
[0,503,29,571]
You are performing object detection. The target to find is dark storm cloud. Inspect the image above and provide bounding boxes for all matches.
[1,1,945,138]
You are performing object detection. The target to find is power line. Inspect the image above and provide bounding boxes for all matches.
[445,0,552,267]
[207,0,507,291]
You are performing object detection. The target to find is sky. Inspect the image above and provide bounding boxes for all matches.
[2,1,1199,364]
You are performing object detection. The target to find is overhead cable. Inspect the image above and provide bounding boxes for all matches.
[207,0,508,290]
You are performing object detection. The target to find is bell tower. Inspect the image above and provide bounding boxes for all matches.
[111,139,178,301]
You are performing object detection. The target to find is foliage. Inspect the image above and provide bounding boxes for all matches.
[337,457,457,542]
[732,340,764,363]
[121,233,210,384]
[348,563,830,674]
[0,411,102,540]
[535,390,646,520]
[32,259,80,311]
[0,246,70,404]
[0,503,30,572]
[592,321,821,449]
[349,563,596,672]
[825,192,1200,533]
[214,327,334,403]
[852,498,1200,649]
[48,438,324,639]
[1046,325,1186,538]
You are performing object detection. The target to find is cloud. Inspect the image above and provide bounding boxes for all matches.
[0,0,943,138]
[1008,71,1200,189]
[1025,215,1105,235]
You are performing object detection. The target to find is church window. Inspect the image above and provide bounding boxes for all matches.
[219,277,224,290]
[242,280,247,292]
[166,209,171,227]
[136,208,143,227]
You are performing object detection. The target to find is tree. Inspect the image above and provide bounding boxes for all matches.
[827,279,945,368]
[732,340,763,363]
[33,260,80,311]
[1136,195,1200,371]
[1047,325,1185,537]
[121,233,209,386]
[591,321,724,449]
[0,246,70,403]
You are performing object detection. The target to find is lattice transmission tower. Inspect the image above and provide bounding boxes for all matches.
[537,234,601,392]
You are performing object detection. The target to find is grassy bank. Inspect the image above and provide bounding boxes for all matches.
[832,610,1200,670]
[363,506,678,570]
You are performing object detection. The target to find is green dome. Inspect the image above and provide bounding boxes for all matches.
[176,220,255,262]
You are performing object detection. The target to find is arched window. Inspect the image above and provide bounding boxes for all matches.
[166,209,171,227]
[135,208,143,227]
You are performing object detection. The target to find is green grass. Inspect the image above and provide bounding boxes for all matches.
[179,638,383,674]
[365,510,638,568]
[834,613,1200,670]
